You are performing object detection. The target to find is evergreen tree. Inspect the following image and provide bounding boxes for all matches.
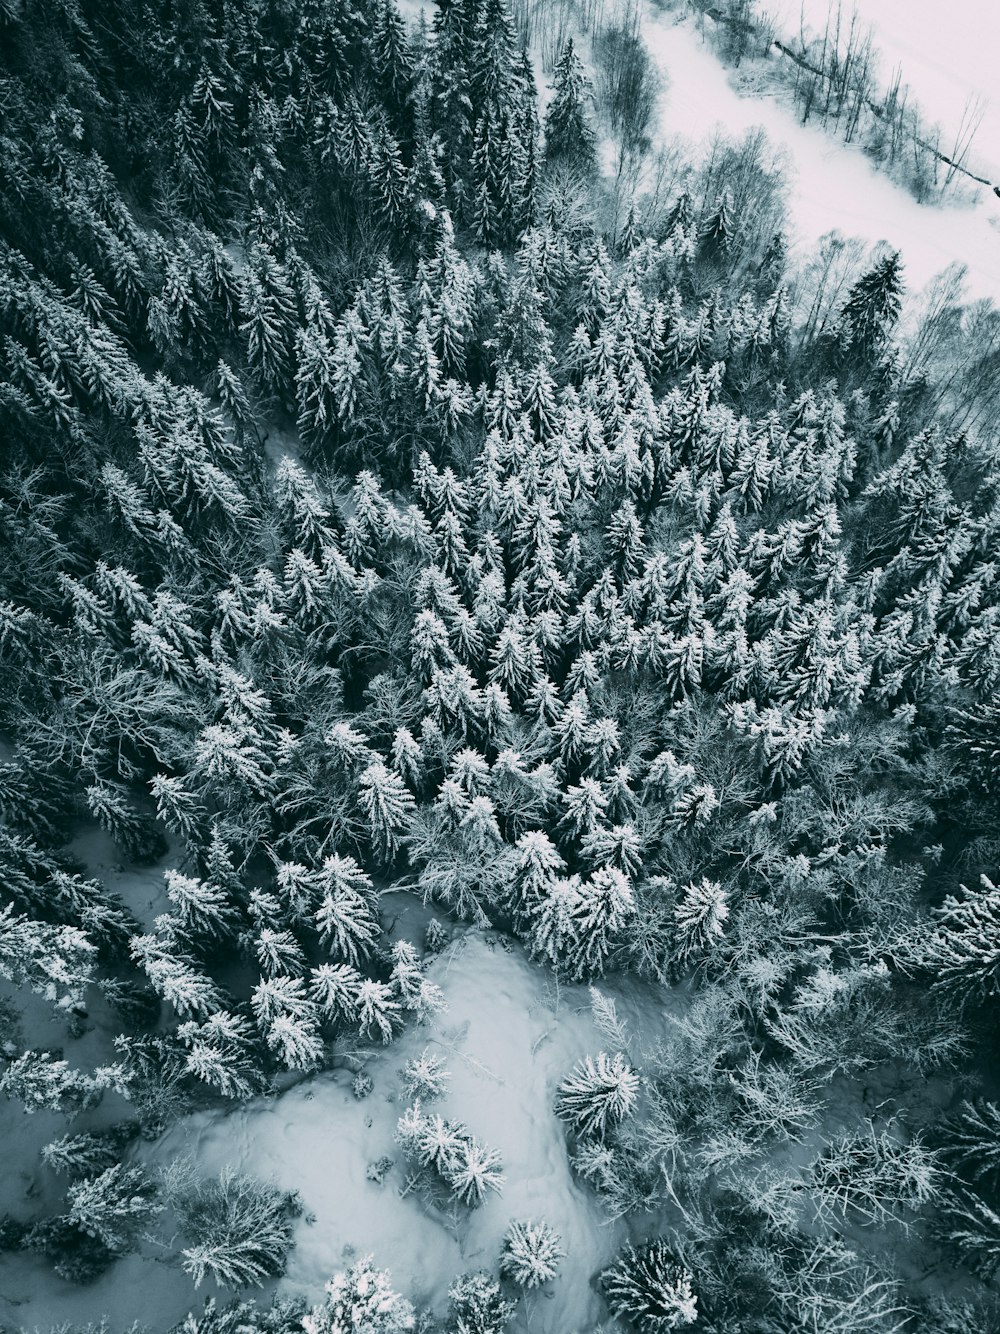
[544,40,597,176]
[555,1051,639,1138]
[66,1164,161,1253]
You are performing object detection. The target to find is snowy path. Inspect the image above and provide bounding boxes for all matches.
[640,5,1000,305]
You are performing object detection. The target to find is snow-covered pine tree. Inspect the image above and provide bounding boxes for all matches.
[555,1051,639,1138]
[544,39,597,176]
[66,1163,161,1253]
[601,1240,698,1331]
[499,1218,565,1288]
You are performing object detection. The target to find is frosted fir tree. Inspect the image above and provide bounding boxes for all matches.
[396,1103,504,1206]
[179,1011,263,1099]
[555,1051,639,1138]
[601,1240,698,1331]
[509,830,566,929]
[672,877,729,965]
[559,778,610,839]
[42,1129,130,1180]
[0,1050,103,1117]
[499,1219,565,1288]
[251,975,324,1069]
[131,935,226,1020]
[447,1136,506,1206]
[358,761,416,862]
[0,906,96,1013]
[303,1256,415,1334]
[262,1012,325,1071]
[66,1163,162,1253]
[309,962,363,1025]
[544,40,597,175]
[314,855,380,966]
[150,773,203,842]
[389,940,446,1021]
[165,869,240,946]
[565,865,637,980]
[834,248,904,369]
[401,1048,452,1101]
[579,822,643,878]
[255,928,308,979]
[357,978,402,1044]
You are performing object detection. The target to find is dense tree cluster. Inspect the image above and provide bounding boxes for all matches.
[1,0,1000,1329]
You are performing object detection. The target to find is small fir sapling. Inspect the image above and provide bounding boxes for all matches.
[366,1156,394,1184]
[401,1048,451,1101]
[423,918,450,954]
[499,1219,565,1288]
[352,1070,374,1099]
[601,1240,698,1332]
[555,1052,639,1138]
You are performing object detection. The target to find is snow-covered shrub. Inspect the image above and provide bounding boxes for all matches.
[166,1166,297,1288]
[448,1271,515,1334]
[395,1102,504,1207]
[601,1240,698,1331]
[424,919,450,955]
[366,1156,394,1185]
[555,1052,639,1138]
[303,1256,415,1334]
[499,1219,565,1288]
[401,1048,451,1101]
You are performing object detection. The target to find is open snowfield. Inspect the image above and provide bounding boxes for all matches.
[145,928,676,1334]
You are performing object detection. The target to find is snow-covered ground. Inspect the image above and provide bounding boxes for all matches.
[143,927,678,1334]
[764,0,1000,182]
[640,5,1000,305]
[3,902,680,1334]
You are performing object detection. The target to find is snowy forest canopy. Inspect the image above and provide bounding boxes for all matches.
[1,0,1000,1331]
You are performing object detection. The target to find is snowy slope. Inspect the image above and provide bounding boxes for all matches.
[640,5,1000,305]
